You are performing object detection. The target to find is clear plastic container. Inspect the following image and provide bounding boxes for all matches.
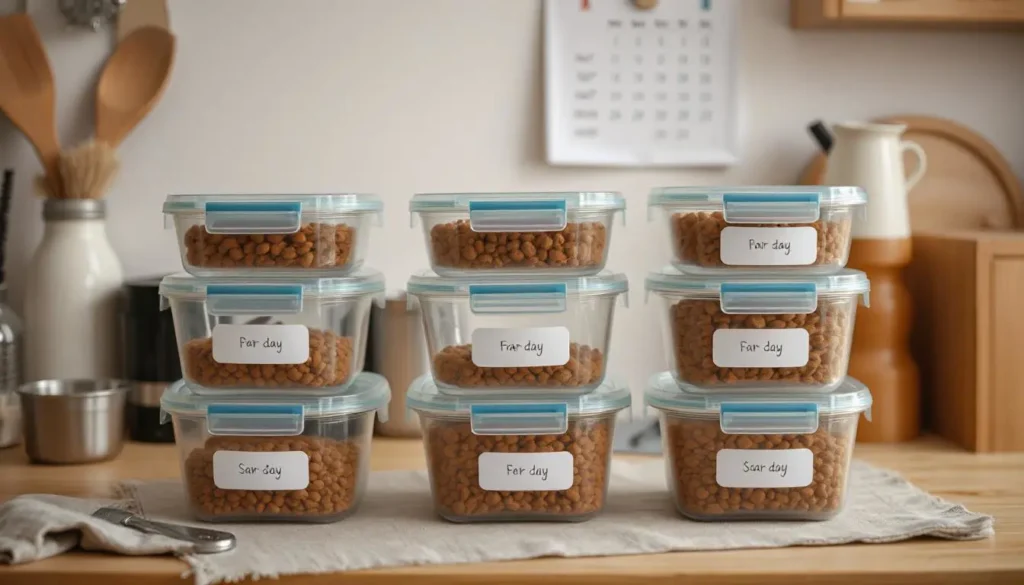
[645,372,872,521]
[164,194,383,277]
[410,192,625,276]
[406,271,628,394]
[646,268,869,392]
[648,187,866,275]
[407,374,630,522]
[159,269,384,394]
[160,372,391,523]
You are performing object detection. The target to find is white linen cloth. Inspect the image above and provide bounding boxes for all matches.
[0,459,994,585]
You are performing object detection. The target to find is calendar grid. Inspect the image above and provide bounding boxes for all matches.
[545,0,738,167]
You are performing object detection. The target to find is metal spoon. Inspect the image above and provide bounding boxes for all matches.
[92,507,236,554]
[95,26,176,148]
[0,14,63,195]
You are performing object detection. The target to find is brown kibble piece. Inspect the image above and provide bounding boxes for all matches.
[432,343,604,389]
[669,297,854,387]
[429,220,607,271]
[184,329,354,389]
[184,223,356,270]
[664,415,855,519]
[185,435,363,520]
[424,417,613,520]
[671,212,852,269]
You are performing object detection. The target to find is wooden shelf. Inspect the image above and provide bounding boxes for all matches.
[792,0,1024,29]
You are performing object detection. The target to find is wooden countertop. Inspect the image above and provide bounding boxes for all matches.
[1,436,1021,585]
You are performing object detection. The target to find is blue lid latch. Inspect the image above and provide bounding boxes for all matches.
[469,283,567,314]
[722,193,821,224]
[204,201,303,234]
[468,200,568,232]
[470,403,569,435]
[206,285,305,315]
[720,282,818,314]
[720,402,820,435]
[207,404,306,436]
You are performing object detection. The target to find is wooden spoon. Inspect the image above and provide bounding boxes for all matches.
[0,14,62,196]
[95,26,175,148]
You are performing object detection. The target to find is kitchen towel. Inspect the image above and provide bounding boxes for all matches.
[0,494,192,563]
[1,460,993,584]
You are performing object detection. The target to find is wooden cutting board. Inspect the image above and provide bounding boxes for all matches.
[800,115,1023,230]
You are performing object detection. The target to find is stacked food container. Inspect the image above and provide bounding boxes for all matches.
[644,186,873,521]
[406,192,631,522]
[157,194,391,523]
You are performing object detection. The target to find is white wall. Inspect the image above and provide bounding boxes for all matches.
[2,0,1023,399]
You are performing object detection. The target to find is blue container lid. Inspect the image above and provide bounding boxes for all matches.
[410,191,625,213]
[645,372,871,433]
[408,270,628,297]
[408,375,630,419]
[645,267,868,297]
[160,373,391,421]
[160,268,385,301]
[648,186,866,208]
[164,193,383,216]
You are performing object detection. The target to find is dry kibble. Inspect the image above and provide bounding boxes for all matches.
[429,220,607,270]
[184,329,353,388]
[185,435,363,520]
[424,417,613,520]
[671,212,852,268]
[664,415,855,519]
[670,298,854,387]
[432,343,604,389]
[184,223,356,270]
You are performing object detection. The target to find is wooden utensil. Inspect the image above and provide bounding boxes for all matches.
[95,26,175,148]
[0,14,63,196]
[117,0,170,41]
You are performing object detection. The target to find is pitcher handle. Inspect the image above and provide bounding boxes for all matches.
[902,140,928,192]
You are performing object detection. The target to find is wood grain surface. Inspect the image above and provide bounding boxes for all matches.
[791,0,1024,29]
[1,437,1021,585]
[907,230,1024,452]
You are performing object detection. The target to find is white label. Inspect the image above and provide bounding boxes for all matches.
[213,451,310,490]
[478,452,574,491]
[212,324,309,364]
[720,227,818,266]
[716,449,814,488]
[471,327,570,367]
[713,329,809,368]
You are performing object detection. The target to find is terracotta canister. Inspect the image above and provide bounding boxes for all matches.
[824,122,927,443]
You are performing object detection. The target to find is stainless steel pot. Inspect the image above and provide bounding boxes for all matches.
[368,291,429,438]
[18,379,129,464]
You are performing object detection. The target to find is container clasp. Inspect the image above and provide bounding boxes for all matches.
[720,402,820,435]
[206,285,304,315]
[468,200,567,232]
[204,201,302,234]
[469,283,567,314]
[470,403,569,435]
[720,283,818,314]
[722,193,820,224]
[207,404,305,436]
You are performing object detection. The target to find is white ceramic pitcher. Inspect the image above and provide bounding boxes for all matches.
[824,122,927,240]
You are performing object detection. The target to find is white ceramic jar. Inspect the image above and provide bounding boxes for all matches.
[24,199,124,381]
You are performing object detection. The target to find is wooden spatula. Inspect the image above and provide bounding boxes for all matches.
[0,13,63,196]
[95,25,175,148]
